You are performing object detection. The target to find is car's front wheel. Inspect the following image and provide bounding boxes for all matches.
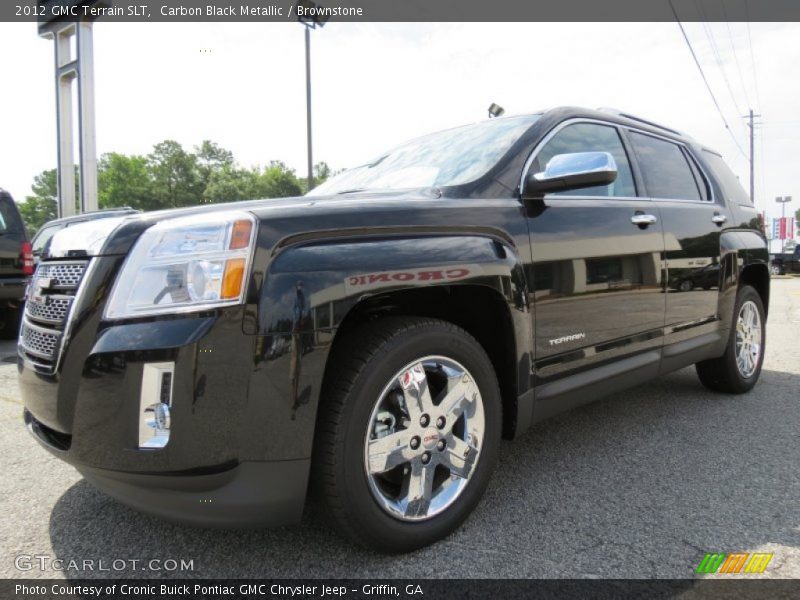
[314,316,501,552]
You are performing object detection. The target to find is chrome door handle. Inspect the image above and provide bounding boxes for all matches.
[711,213,727,225]
[631,213,657,226]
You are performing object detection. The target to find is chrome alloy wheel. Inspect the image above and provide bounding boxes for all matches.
[735,300,762,378]
[363,356,485,522]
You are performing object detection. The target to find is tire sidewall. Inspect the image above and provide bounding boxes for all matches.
[334,323,501,551]
[725,286,766,390]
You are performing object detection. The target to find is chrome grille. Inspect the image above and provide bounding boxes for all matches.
[25,296,72,324]
[20,259,91,370]
[21,324,61,359]
[36,262,87,288]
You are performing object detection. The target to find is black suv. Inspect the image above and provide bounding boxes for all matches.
[19,107,769,552]
[0,189,32,338]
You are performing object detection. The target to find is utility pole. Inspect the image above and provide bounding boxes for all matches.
[743,109,762,205]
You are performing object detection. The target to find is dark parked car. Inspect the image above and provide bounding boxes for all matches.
[30,207,140,262]
[0,188,32,338]
[670,262,721,291]
[19,107,769,552]
[769,248,800,275]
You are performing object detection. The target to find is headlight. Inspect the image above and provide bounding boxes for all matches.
[104,211,256,319]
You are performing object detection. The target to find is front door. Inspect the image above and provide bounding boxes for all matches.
[525,121,667,384]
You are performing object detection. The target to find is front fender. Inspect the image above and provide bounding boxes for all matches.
[257,234,528,335]
[243,234,531,463]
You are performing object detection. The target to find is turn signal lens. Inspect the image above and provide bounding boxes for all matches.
[221,258,245,299]
[230,219,253,249]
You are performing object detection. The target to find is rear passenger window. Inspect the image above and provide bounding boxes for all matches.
[629,132,704,201]
[0,197,23,234]
[533,123,636,198]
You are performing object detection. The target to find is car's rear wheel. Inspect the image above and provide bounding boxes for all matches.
[313,316,501,552]
[679,279,694,292]
[696,285,765,393]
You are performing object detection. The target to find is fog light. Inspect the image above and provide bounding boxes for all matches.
[139,362,174,449]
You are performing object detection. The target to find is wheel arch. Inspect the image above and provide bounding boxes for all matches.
[326,283,525,440]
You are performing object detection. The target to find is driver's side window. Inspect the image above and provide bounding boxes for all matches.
[533,123,636,197]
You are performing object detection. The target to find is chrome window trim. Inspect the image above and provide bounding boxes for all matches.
[519,117,718,204]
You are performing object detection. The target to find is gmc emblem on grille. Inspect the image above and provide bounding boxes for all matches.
[29,278,52,304]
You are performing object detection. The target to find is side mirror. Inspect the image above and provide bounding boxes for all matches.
[523,151,618,197]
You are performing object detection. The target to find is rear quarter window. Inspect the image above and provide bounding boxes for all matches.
[701,150,751,206]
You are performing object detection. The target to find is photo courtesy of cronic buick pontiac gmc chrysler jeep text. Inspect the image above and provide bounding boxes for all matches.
[19,108,769,552]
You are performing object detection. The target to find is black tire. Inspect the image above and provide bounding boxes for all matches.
[0,307,22,340]
[313,316,502,552]
[696,285,766,394]
[679,279,694,292]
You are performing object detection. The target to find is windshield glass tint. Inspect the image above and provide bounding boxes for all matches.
[309,115,539,195]
[32,225,61,254]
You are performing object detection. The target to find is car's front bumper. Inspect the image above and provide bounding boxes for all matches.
[25,408,308,527]
[18,254,325,528]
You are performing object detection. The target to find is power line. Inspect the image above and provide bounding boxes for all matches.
[744,1,763,110]
[719,4,752,109]
[693,1,745,119]
[669,1,748,160]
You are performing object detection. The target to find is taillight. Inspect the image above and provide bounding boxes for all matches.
[21,241,34,276]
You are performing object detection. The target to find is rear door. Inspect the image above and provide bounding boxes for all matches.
[525,121,667,383]
[625,131,730,339]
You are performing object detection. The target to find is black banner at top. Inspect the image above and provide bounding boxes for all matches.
[4,0,800,25]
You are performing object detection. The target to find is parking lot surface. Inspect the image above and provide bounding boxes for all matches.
[1,279,798,579]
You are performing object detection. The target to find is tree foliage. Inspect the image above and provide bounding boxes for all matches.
[16,140,331,234]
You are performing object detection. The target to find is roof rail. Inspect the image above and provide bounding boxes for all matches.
[596,107,686,137]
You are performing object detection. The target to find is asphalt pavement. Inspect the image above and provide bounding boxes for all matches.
[1,278,798,579]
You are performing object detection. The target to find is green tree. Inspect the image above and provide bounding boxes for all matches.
[147,140,203,208]
[98,152,155,210]
[17,169,59,233]
[196,140,235,193]
[203,164,254,204]
[250,161,302,199]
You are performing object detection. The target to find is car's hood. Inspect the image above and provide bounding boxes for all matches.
[46,216,133,259]
[43,189,442,258]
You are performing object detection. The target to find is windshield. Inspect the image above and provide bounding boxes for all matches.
[32,224,62,255]
[309,115,539,196]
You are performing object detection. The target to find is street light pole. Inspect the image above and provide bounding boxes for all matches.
[297,2,328,193]
[304,25,313,192]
